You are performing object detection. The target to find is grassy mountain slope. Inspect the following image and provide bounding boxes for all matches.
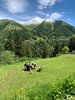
[0,19,75,39]
[0,54,75,99]
[0,19,32,54]
[0,19,75,41]
[24,24,39,30]
[32,20,75,37]
[53,20,75,36]
[0,19,31,40]
[0,19,10,30]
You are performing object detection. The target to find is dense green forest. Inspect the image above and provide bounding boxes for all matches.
[0,19,75,64]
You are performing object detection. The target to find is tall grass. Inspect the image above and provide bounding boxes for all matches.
[13,74,75,100]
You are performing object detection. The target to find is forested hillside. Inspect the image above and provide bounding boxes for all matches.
[0,19,75,63]
[0,19,31,57]
[32,20,75,37]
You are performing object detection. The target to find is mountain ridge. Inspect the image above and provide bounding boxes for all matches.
[31,20,75,37]
[0,19,75,57]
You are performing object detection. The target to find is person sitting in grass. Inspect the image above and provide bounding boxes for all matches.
[24,62,36,73]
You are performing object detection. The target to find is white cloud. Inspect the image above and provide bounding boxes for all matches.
[19,16,34,21]
[20,12,63,25]
[47,12,63,21]
[3,0,28,13]
[23,17,45,25]
[36,11,45,16]
[37,0,60,10]
[36,11,50,17]
[2,12,62,25]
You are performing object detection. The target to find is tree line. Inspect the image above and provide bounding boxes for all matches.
[4,34,75,58]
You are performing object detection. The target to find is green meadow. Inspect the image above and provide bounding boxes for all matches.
[0,54,75,100]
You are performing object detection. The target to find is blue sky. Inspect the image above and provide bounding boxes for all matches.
[0,0,75,25]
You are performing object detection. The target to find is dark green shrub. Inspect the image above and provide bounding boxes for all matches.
[61,75,75,95]
[62,46,69,54]
[0,50,15,64]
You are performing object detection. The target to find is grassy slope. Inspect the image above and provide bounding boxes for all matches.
[0,54,75,99]
[24,24,39,30]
